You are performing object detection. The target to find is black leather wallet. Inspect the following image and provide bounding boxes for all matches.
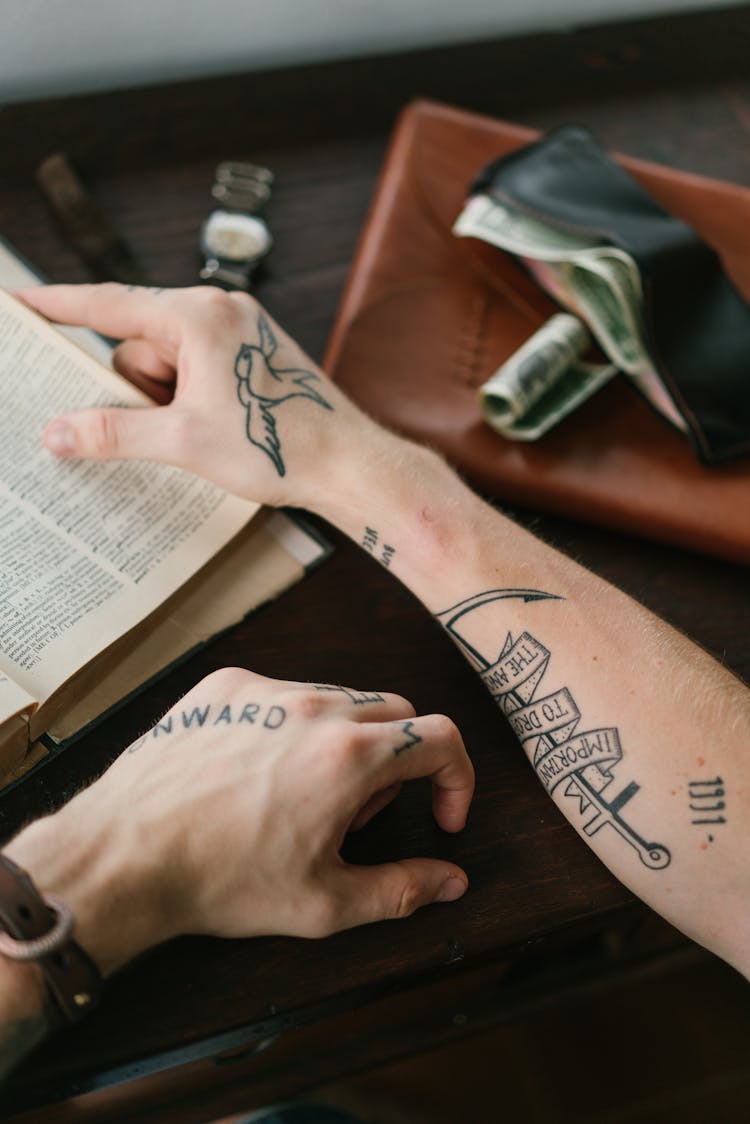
[473,127,750,464]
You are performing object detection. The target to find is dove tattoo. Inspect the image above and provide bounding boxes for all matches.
[234,312,333,476]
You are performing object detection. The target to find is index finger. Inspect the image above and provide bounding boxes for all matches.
[14,283,180,353]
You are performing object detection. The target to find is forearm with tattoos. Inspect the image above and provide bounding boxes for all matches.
[312,433,750,977]
[21,282,749,976]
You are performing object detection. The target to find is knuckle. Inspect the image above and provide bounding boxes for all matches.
[386,692,417,718]
[393,871,424,919]
[429,712,461,744]
[98,281,125,302]
[195,286,241,328]
[287,690,328,721]
[198,666,253,694]
[303,893,341,939]
[226,290,257,316]
[322,722,361,766]
[163,408,193,464]
[88,411,120,458]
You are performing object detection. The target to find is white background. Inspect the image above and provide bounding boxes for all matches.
[0,0,735,105]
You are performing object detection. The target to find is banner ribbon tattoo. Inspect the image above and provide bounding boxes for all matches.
[437,589,671,869]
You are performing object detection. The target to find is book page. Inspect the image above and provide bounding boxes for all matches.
[0,672,35,726]
[0,289,258,701]
[0,238,113,365]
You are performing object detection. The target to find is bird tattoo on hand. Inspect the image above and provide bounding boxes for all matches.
[234,312,333,476]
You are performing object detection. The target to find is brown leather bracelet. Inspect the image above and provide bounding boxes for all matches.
[0,855,102,1027]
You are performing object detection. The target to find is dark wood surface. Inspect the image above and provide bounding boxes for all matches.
[1,4,749,1118]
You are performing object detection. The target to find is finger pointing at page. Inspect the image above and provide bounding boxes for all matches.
[17,282,369,513]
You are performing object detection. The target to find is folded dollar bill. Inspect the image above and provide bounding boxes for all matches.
[454,193,688,437]
[479,313,617,441]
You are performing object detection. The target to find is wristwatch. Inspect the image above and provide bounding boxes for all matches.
[199,161,274,290]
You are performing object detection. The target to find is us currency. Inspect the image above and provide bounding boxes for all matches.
[454,194,687,433]
[480,313,617,441]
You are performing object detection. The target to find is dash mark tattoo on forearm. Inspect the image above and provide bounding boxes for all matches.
[234,312,333,476]
[689,777,726,843]
[393,720,422,756]
[436,588,671,870]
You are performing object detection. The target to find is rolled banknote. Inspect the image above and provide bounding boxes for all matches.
[454,193,687,434]
[480,314,617,441]
[483,313,588,423]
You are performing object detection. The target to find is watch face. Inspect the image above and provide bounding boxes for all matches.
[202,210,272,263]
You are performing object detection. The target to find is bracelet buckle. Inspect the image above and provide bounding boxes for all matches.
[0,893,73,960]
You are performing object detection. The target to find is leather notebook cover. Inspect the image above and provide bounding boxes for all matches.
[325,99,750,565]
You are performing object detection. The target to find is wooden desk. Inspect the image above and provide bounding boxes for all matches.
[1,5,749,1119]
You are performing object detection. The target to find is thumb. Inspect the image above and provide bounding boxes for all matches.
[331,860,468,931]
[44,405,175,463]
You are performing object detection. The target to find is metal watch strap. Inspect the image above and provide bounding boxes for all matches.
[0,855,102,1026]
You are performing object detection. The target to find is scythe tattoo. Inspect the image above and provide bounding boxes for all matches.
[234,312,333,476]
[437,589,671,869]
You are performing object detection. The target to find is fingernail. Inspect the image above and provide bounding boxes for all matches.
[45,421,75,455]
[435,875,467,903]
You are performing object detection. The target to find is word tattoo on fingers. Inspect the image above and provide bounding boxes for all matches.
[128,700,287,752]
[313,684,386,705]
[234,311,333,477]
[393,720,422,757]
[436,588,671,870]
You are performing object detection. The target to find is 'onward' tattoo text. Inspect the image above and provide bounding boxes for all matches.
[129,700,286,752]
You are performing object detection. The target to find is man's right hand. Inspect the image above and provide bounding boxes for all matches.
[5,668,474,976]
[17,283,379,513]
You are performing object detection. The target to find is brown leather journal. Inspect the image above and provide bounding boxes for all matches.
[325,99,750,564]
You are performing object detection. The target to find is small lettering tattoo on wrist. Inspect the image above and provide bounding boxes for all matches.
[689,777,727,844]
[362,526,378,552]
[361,525,396,567]
[128,700,287,751]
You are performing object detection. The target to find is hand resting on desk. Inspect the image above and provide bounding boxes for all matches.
[0,667,472,1077]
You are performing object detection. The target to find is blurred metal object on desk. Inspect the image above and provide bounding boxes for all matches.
[36,152,149,285]
[200,160,274,289]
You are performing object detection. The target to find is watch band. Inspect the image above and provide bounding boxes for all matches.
[0,855,102,1027]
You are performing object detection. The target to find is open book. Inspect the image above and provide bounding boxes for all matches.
[0,248,328,787]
